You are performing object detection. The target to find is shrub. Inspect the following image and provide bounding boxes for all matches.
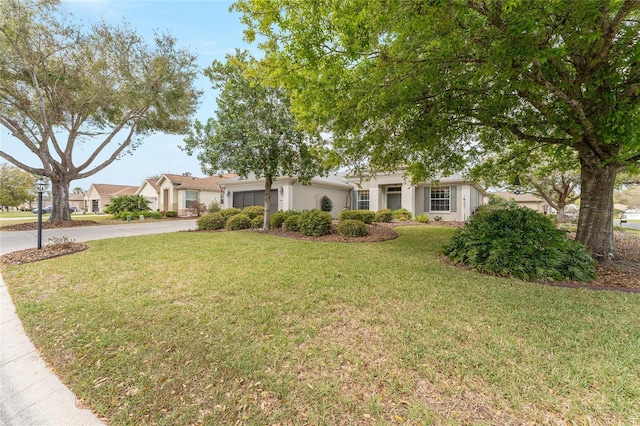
[283,215,301,232]
[208,200,222,212]
[243,205,265,219]
[165,211,178,218]
[337,219,367,237]
[105,194,151,214]
[196,212,226,230]
[393,208,412,221]
[186,202,208,217]
[270,211,289,229]
[299,209,332,236]
[320,195,333,212]
[225,213,251,231]
[444,206,596,282]
[220,208,242,220]
[360,210,376,224]
[339,210,364,222]
[375,209,393,223]
[416,214,430,223]
[251,215,264,228]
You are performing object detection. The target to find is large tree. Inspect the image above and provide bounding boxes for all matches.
[0,163,36,210]
[183,50,327,229]
[235,0,640,260]
[0,0,201,222]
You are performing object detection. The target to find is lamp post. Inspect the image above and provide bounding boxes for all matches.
[35,177,46,250]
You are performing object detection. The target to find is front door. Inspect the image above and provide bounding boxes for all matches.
[387,193,401,211]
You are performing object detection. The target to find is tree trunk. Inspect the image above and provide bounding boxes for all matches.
[49,177,72,222]
[263,175,272,230]
[575,160,618,261]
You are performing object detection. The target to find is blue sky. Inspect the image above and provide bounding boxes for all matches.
[1,0,255,189]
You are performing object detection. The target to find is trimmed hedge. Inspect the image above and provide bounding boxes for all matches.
[339,209,375,224]
[165,211,178,218]
[243,205,265,219]
[299,209,332,236]
[393,208,412,221]
[220,208,242,220]
[225,213,251,231]
[251,215,264,228]
[375,209,393,223]
[283,215,301,232]
[270,211,289,229]
[337,219,367,237]
[444,206,596,282]
[196,212,226,230]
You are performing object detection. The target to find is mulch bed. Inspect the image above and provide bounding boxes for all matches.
[2,220,638,290]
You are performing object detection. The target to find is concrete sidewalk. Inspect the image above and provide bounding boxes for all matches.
[1,275,105,425]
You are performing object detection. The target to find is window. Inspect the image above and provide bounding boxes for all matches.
[357,190,369,210]
[185,191,198,208]
[430,187,450,212]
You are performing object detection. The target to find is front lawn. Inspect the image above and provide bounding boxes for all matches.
[2,227,639,425]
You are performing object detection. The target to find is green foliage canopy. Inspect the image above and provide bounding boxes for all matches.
[234,0,640,259]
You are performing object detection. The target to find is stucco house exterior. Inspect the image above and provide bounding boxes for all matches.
[84,184,138,213]
[223,171,485,221]
[156,174,236,216]
[68,193,86,212]
[135,179,161,211]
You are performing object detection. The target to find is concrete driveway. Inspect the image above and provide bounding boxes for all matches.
[0,219,197,255]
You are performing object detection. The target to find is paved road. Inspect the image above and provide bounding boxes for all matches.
[620,221,640,231]
[0,219,197,255]
[1,219,196,425]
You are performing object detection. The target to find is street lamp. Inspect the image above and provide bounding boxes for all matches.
[35,177,46,250]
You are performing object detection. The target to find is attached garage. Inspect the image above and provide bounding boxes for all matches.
[232,189,278,212]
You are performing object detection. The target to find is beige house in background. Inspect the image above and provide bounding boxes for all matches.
[156,174,236,215]
[84,184,138,213]
[489,191,551,214]
[68,193,86,212]
[135,179,160,211]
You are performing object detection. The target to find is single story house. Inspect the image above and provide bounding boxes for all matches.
[222,171,485,221]
[135,179,161,211]
[68,193,86,212]
[156,173,236,216]
[84,184,138,213]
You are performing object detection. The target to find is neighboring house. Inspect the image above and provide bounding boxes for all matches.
[223,171,485,221]
[68,193,86,212]
[135,179,160,211]
[156,174,236,216]
[489,191,551,214]
[623,208,640,220]
[85,184,138,213]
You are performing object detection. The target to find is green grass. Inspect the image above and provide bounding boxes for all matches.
[3,227,640,425]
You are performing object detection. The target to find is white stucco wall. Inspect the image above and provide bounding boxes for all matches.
[291,183,351,217]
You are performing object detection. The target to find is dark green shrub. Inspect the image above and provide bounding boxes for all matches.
[197,212,226,230]
[320,195,333,212]
[283,214,300,232]
[251,215,264,228]
[225,213,251,231]
[299,209,332,236]
[416,214,430,223]
[165,211,178,218]
[375,209,393,222]
[105,194,151,214]
[444,206,596,282]
[360,210,376,224]
[220,208,242,220]
[243,205,265,219]
[337,219,367,237]
[270,211,289,229]
[393,208,412,221]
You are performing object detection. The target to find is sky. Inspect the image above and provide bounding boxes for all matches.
[1,0,256,189]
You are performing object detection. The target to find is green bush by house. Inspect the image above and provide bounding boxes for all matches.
[226,213,252,231]
[339,210,375,224]
[416,214,430,223]
[299,209,332,236]
[444,206,596,282]
[251,215,264,228]
[220,208,242,220]
[197,212,226,230]
[375,209,393,223]
[393,208,412,221]
[243,205,265,219]
[283,213,301,231]
[337,219,367,237]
